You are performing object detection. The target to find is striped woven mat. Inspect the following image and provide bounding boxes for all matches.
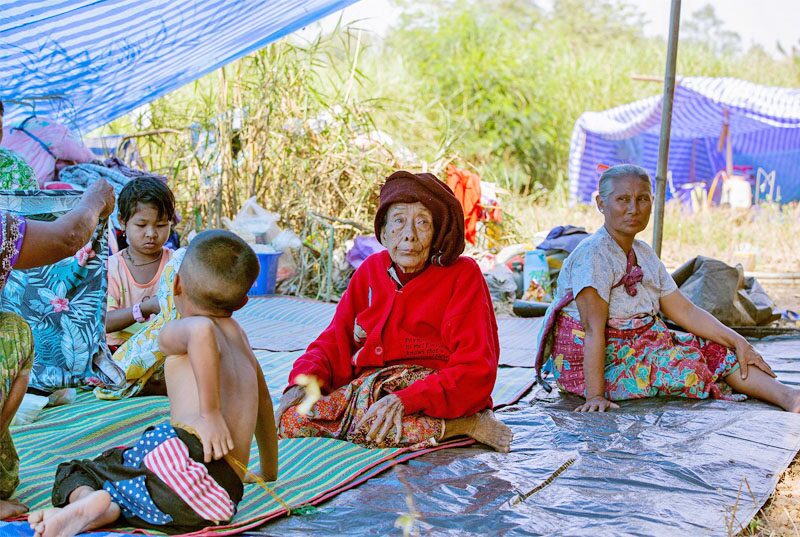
[7,389,473,535]
[3,296,535,535]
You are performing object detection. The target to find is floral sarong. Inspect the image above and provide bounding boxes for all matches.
[0,312,34,499]
[542,312,742,401]
[279,365,444,450]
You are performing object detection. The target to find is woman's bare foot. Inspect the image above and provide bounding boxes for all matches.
[467,410,513,453]
[0,499,28,519]
[785,388,800,413]
[28,491,115,537]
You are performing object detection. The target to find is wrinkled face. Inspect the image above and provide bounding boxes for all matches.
[596,175,653,237]
[124,202,171,256]
[381,202,433,273]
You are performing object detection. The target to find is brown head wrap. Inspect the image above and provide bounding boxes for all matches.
[374,170,465,266]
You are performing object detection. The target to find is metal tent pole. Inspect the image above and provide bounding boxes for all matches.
[652,0,681,257]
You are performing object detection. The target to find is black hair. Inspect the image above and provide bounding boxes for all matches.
[118,177,176,224]
[181,230,259,312]
[0,101,4,117]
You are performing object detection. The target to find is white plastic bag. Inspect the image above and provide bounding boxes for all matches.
[226,197,280,244]
[270,230,302,280]
[271,229,302,251]
[48,388,77,407]
[227,198,301,282]
[485,264,518,303]
[11,393,48,426]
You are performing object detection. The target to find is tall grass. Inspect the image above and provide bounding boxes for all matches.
[101,28,407,296]
[359,0,800,195]
[113,30,398,230]
[97,0,800,296]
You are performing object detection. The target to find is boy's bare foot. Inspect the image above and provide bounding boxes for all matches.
[0,499,28,519]
[27,507,61,537]
[28,491,113,537]
[466,410,513,453]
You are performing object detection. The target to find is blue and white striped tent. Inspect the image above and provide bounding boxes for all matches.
[0,0,357,134]
[568,77,800,203]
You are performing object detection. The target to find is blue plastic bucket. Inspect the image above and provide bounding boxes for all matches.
[248,252,282,296]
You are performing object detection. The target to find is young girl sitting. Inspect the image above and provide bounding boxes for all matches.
[105,177,176,351]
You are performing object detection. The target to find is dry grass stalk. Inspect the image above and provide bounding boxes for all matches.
[113,31,400,298]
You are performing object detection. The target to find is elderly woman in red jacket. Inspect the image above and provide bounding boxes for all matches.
[275,171,512,452]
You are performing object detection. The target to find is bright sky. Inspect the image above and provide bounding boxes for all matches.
[635,0,798,56]
[305,0,799,57]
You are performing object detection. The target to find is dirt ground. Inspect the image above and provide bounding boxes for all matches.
[762,283,800,315]
[751,452,800,536]
[743,282,800,536]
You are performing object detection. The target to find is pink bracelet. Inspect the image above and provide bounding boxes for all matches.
[132,302,146,323]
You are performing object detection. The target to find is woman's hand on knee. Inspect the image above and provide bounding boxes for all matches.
[733,341,775,380]
[574,395,619,413]
[357,394,404,445]
[274,385,306,424]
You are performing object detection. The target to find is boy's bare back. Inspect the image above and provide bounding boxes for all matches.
[160,315,278,482]
[25,232,275,537]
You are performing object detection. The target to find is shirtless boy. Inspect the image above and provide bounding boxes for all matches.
[28,230,278,537]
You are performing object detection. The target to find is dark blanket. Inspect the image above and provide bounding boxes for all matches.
[671,255,778,327]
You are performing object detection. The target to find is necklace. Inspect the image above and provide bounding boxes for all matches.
[125,249,163,267]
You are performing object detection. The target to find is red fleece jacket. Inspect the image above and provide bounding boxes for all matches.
[287,250,499,419]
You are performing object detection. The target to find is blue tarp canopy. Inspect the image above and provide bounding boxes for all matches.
[568,77,800,203]
[0,0,358,133]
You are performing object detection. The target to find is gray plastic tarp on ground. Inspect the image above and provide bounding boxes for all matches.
[258,337,800,536]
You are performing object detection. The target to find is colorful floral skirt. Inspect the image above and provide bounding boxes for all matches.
[278,365,444,450]
[544,313,743,401]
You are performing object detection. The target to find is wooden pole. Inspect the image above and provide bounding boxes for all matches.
[652,0,681,257]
